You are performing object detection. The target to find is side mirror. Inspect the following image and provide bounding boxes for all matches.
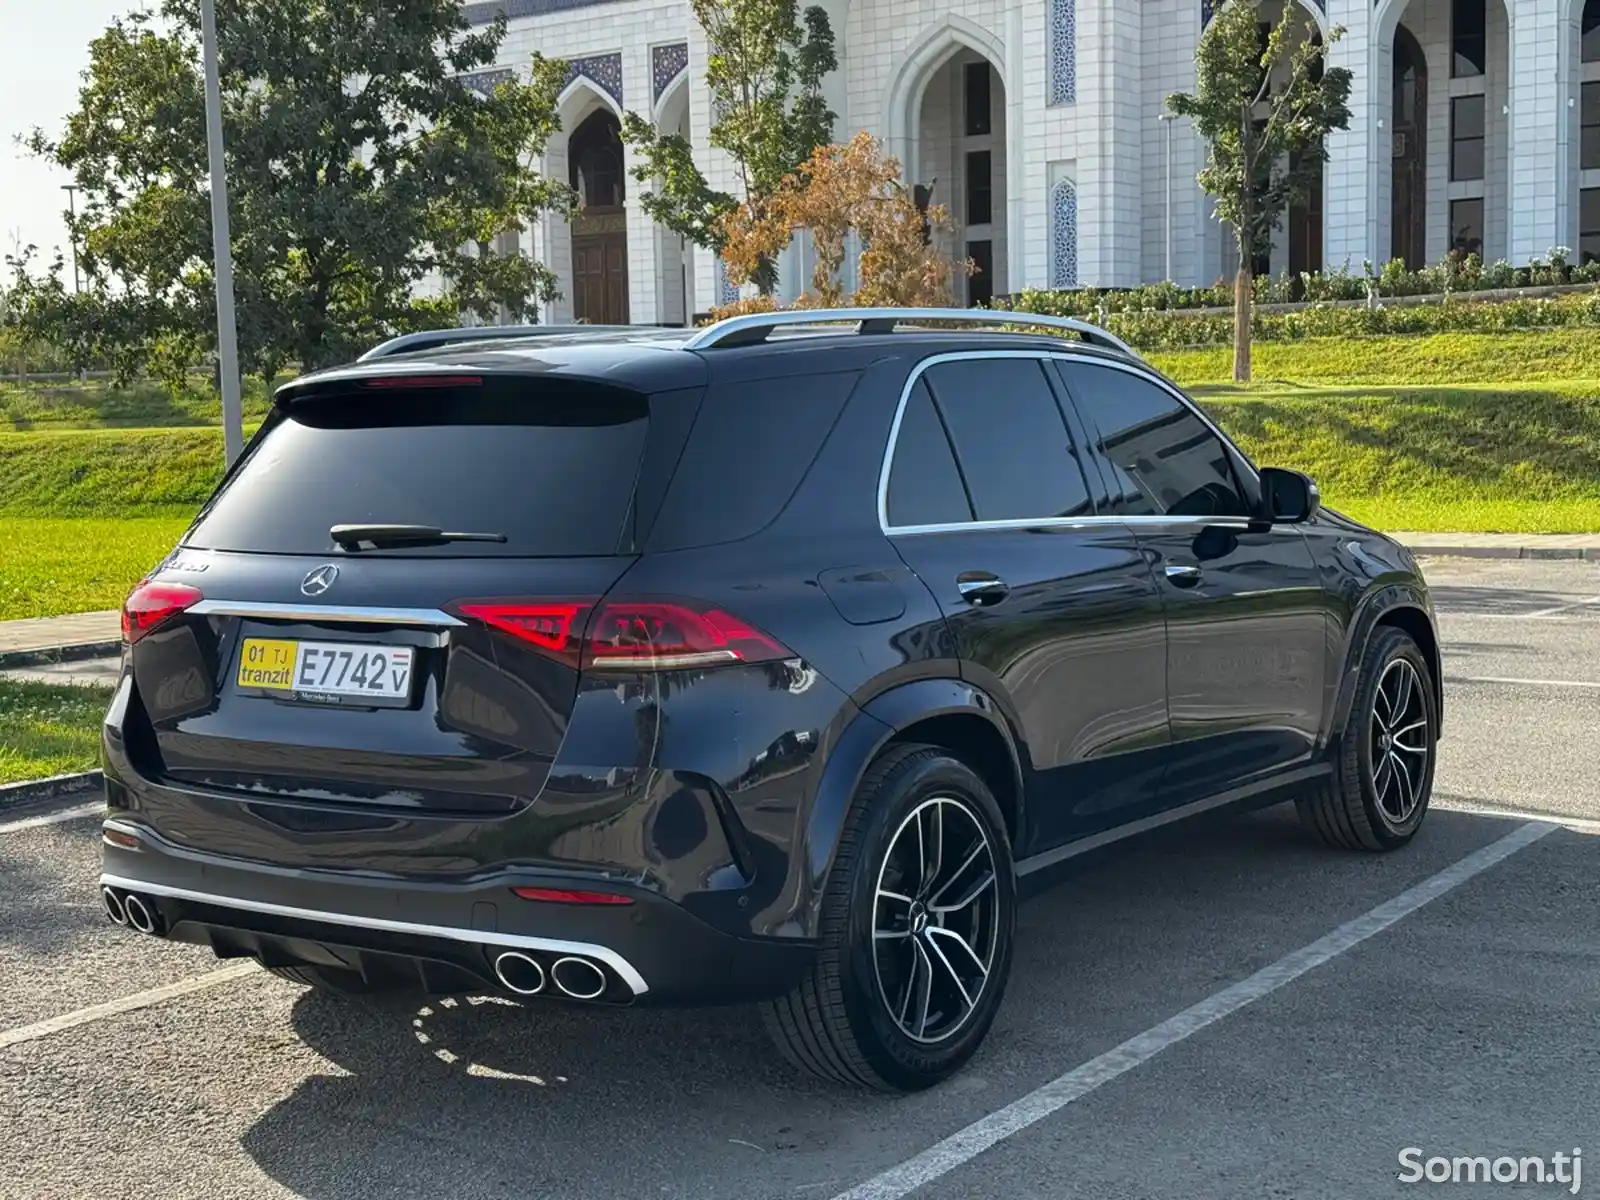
[1259,467,1321,524]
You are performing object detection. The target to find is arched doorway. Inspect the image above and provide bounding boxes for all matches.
[568,109,629,324]
[1391,24,1427,269]
[916,51,1007,305]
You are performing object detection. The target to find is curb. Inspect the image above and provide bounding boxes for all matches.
[0,641,121,671]
[0,771,103,814]
[1407,545,1596,561]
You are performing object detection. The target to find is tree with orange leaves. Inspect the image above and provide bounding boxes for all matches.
[711,132,971,317]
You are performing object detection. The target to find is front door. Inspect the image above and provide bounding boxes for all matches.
[881,353,1171,855]
[573,226,629,325]
[1055,358,1327,808]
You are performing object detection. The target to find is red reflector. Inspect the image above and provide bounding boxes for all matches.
[102,825,143,850]
[511,887,633,905]
[122,579,204,644]
[362,374,483,389]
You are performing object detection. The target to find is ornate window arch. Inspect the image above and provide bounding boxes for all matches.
[1050,179,1079,289]
[1048,0,1076,105]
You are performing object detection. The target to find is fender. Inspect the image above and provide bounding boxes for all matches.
[1324,581,1441,746]
[796,678,1026,936]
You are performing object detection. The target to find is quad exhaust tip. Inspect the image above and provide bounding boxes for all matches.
[492,951,547,996]
[123,892,157,935]
[550,956,607,1000]
[101,886,128,927]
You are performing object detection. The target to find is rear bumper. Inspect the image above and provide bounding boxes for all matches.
[98,816,815,1004]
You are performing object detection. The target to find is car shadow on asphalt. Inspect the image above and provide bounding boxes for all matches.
[235,805,1542,1200]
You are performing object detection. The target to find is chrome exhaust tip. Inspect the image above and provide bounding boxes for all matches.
[101,886,128,927]
[492,951,546,996]
[550,956,607,1001]
[123,892,156,935]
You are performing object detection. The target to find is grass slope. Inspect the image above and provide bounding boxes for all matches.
[0,680,114,785]
[1,330,1598,620]
[0,517,193,621]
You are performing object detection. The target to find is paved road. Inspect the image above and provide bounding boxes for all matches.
[2,558,1597,1200]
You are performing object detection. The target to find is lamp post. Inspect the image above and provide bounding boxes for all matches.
[1158,111,1177,283]
[59,185,80,294]
[200,0,244,465]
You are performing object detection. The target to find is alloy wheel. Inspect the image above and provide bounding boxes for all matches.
[871,796,1000,1045]
[1369,658,1430,825]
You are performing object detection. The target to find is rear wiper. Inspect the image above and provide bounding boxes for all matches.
[330,523,507,550]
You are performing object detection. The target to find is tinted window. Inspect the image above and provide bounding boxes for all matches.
[187,383,649,556]
[921,358,1094,522]
[885,380,973,528]
[647,371,856,550]
[1057,361,1249,519]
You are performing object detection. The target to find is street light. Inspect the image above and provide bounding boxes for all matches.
[200,0,244,465]
[59,185,80,294]
[1158,111,1178,283]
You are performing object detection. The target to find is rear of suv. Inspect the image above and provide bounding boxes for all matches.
[100,309,1442,1091]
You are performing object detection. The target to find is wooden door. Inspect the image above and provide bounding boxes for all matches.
[572,231,629,325]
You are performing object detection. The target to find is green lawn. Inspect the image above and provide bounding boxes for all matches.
[0,680,113,785]
[1149,329,1600,388]
[0,330,1598,622]
[0,516,194,621]
[0,375,276,432]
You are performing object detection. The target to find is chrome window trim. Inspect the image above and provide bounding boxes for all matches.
[99,872,650,995]
[876,349,1262,538]
[188,600,467,627]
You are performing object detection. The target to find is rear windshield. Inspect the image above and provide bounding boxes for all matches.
[186,381,649,557]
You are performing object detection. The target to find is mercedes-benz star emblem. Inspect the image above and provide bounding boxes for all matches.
[301,564,339,597]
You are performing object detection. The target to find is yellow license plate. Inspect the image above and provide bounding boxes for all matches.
[237,638,298,690]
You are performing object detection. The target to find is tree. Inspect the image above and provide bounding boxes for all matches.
[26,0,573,379]
[620,0,836,295]
[1167,0,1351,381]
[715,131,972,313]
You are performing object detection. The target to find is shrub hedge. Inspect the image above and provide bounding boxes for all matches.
[1001,288,1600,350]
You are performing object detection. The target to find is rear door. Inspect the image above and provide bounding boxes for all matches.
[882,352,1170,855]
[125,375,668,814]
[1054,357,1327,807]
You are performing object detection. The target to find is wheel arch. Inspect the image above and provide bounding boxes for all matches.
[798,678,1027,935]
[1328,585,1443,743]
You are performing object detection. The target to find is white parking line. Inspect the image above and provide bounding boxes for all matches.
[0,801,101,835]
[1447,675,1600,690]
[830,821,1555,1200]
[1523,595,1600,620]
[0,963,261,1052]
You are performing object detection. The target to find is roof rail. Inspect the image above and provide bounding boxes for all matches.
[680,307,1139,357]
[358,324,637,362]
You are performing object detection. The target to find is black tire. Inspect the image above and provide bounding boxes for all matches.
[761,744,1017,1092]
[1297,626,1438,851]
[266,964,394,995]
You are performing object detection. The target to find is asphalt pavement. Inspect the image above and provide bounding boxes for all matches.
[1,557,1596,1200]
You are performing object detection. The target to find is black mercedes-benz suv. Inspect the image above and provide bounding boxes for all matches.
[99,308,1441,1091]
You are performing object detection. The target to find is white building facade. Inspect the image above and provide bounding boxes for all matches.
[461,0,1600,325]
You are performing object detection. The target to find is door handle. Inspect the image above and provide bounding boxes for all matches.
[956,572,1010,606]
[1164,563,1203,588]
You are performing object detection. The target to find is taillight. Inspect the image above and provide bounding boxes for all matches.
[585,602,789,670]
[361,374,483,389]
[456,598,792,671]
[121,580,204,644]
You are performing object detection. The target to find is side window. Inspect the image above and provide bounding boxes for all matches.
[1057,361,1249,519]
[921,358,1095,522]
[885,380,974,528]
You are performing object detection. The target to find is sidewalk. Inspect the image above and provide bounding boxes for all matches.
[0,533,1595,667]
[1389,532,1600,560]
[0,610,119,668]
